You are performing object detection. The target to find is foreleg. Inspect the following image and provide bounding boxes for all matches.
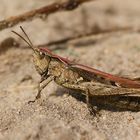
[28,76,54,103]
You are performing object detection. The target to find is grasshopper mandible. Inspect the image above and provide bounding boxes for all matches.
[12,26,140,113]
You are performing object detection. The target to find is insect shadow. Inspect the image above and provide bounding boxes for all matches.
[54,87,140,112]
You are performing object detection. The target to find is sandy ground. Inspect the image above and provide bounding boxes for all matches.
[0,0,140,140]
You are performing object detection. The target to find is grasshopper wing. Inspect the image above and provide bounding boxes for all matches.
[70,63,140,89]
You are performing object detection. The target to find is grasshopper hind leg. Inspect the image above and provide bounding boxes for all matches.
[61,82,100,115]
[85,89,99,116]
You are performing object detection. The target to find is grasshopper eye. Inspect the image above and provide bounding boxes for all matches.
[39,51,45,59]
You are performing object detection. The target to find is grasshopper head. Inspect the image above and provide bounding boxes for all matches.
[33,48,51,75]
[12,26,51,76]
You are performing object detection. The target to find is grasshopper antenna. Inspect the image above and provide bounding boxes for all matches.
[12,26,35,51]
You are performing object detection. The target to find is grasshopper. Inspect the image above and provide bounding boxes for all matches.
[12,26,140,113]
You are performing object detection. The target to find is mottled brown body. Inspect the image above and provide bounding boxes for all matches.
[12,27,140,112]
[32,51,140,112]
[47,58,140,96]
